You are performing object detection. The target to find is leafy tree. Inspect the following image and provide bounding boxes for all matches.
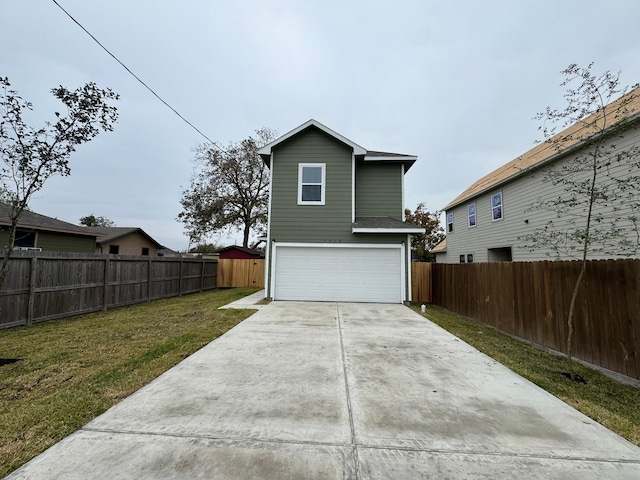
[79,214,115,227]
[0,76,119,289]
[519,63,640,373]
[404,203,444,262]
[189,243,222,254]
[178,128,277,248]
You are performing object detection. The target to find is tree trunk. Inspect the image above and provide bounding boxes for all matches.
[565,149,599,378]
[242,222,251,248]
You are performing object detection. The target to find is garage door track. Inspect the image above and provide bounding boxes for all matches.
[7,302,640,479]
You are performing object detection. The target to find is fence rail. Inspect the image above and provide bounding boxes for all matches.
[427,259,640,381]
[0,252,218,329]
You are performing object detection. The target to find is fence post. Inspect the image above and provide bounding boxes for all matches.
[27,256,37,326]
[102,257,109,311]
[178,258,183,296]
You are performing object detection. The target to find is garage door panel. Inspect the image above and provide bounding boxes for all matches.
[274,246,402,303]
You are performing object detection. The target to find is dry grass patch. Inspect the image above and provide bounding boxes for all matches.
[413,304,640,447]
[0,287,259,477]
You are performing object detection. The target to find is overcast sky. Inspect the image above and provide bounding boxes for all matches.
[3,0,640,251]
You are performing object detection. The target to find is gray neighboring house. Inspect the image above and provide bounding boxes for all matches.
[435,87,640,263]
[258,119,425,303]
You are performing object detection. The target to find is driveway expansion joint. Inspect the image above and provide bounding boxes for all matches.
[336,303,361,480]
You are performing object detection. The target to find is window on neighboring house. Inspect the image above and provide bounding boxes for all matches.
[141,247,150,256]
[447,212,454,232]
[109,245,119,255]
[466,253,474,263]
[468,203,476,227]
[491,192,503,221]
[298,163,325,205]
[459,254,465,263]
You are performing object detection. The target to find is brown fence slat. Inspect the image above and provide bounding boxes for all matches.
[416,259,640,381]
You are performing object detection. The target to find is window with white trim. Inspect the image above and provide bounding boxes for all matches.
[447,212,453,232]
[491,192,503,221]
[468,203,476,227]
[298,163,325,205]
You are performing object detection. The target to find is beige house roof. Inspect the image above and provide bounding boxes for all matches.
[443,86,640,211]
[431,238,446,253]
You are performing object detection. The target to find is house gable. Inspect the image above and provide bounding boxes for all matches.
[269,126,354,243]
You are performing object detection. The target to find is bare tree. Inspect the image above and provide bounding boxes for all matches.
[0,76,119,289]
[519,64,640,375]
[178,128,277,248]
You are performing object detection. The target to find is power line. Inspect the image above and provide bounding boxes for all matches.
[51,0,226,152]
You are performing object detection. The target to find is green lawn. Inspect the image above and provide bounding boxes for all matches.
[413,304,640,447]
[0,287,259,478]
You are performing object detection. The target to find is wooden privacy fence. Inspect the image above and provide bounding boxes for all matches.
[217,259,265,288]
[0,252,218,329]
[411,262,432,303]
[428,259,640,381]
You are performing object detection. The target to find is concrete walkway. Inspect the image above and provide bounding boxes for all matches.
[7,302,640,479]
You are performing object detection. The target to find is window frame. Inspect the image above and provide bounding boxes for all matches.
[491,191,503,222]
[459,254,465,263]
[447,212,454,232]
[468,202,476,228]
[297,163,326,205]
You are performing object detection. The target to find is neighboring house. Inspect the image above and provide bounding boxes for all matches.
[91,227,163,256]
[216,246,265,260]
[257,119,425,303]
[435,87,640,263]
[0,203,97,253]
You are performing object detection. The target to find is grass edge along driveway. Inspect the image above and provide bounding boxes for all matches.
[413,304,640,448]
[0,287,259,478]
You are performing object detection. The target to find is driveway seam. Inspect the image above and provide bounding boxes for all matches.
[336,303,361,480]
[81,427,351,449]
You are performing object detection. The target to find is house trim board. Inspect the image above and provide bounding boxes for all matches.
[265,151,274,298]
[352,227,425,234]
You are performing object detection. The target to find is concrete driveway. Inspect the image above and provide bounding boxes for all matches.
[7,301,640,479]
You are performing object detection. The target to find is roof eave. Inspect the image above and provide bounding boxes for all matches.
[443,110,640,211]
[352,227,426,234]
[257,119,367,163]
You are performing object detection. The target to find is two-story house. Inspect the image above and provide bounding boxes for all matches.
[434,86,640,263]
[258,120,424,303]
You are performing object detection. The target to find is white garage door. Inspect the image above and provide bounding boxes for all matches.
[273,245,402,303]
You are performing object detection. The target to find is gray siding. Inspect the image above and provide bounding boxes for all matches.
[355,160,403,219]
[439,125,640,263]
[270,128,354,243]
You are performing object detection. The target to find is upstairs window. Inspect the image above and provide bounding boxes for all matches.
[468,203,476,227]
[109,245,120,255]
[491,192,503,221]
[141,247,150,256]
[447,212,454,232]
[298,163,325,205]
